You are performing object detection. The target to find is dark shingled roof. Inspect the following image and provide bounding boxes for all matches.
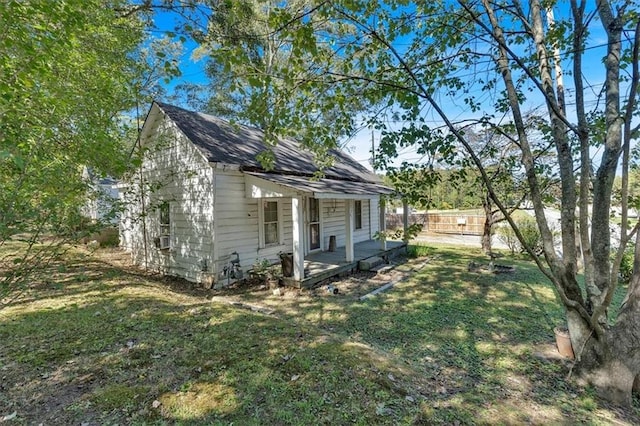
[156,102,381,184]
[246,172,395,196]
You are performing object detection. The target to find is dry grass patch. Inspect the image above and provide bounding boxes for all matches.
[158,382,240,419]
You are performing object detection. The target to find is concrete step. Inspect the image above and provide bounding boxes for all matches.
[359,256,386,271]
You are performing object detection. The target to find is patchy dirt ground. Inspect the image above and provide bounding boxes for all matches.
[208,256,434,309]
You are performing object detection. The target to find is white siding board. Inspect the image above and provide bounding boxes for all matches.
[323,200,346,248]
[214,170,297,275]
[214,171,261,274]
[353,200,370,243]
[319,199,381,248]
[370,198,380,235]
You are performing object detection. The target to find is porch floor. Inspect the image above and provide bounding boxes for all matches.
[283,240,406,289]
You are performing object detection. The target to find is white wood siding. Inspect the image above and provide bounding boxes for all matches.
[120,111,215,283]
[214,170,294,275]
[370,198,381,235]
[321,199,380,248]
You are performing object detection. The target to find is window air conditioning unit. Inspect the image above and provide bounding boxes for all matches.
[159,235,170,250]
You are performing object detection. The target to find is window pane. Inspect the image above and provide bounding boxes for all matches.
[159,203,170,226]
[309,198,319,222]
[310,223,320,250]
[265,222,278,244]
[264,201,278,222]
[355,200,362,230]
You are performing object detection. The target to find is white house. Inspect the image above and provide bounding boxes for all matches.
[81,167,120,225]
[120,101,396,287]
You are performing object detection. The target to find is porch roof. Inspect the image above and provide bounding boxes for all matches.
[245,172,395,200]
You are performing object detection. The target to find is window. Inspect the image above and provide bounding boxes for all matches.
[263,200,280,246]
[158,202,171,249]
[159,202,170,234]
[354,200,362,230]
[309,198,320,250]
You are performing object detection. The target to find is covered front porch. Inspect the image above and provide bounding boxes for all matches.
[245,171,400,284]
[283,240,406,288]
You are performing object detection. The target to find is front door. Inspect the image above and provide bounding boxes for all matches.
[308,197,321,251]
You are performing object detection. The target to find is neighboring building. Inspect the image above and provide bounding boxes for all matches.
[81,167,120,225]
[120,101,394,286]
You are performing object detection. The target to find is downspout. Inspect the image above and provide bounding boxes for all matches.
[402,200,409,243]
[211,164,218,282]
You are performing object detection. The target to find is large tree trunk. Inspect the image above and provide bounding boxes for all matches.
[479,0,638,405]
[572,234,640,405]
[573,304,640,406]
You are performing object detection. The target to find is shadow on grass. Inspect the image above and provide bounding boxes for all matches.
[3,248,216,311]
[253,246,639,424]
[0,256,423,425]
[2,245,639,425]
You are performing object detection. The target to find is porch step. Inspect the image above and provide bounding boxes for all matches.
[359,256,386,271]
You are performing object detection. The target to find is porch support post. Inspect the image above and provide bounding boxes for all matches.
[292,196,305,280]
[345,199,354,262]
[402,200,409,243]
[379,197,387,250]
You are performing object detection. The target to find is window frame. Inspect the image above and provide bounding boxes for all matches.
[259,199,283,248]
[158,201,171,250]
[308,197,321,251]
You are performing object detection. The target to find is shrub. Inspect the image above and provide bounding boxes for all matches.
[497,215,543,256]
[617,243,634,283]
[407,243,432,258]
[497,224,519,255]
[518,216,543,255]
[373,223,423,243]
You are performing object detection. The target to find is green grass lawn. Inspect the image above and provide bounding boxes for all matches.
[1,243,638,425]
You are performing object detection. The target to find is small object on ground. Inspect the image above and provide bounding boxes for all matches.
[487,251,504,260]
[326,284,339,294]
[372,264,394,274]
[492,264,515,274]
[554,326,575,359]
[87,240,100,250]
[468,260,515,274]
[2,412,17,421]
[273,288,283,296]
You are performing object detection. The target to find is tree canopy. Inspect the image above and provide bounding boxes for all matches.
[0,0,159,304]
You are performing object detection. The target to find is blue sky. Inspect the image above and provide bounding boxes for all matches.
[148,2,625,172]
